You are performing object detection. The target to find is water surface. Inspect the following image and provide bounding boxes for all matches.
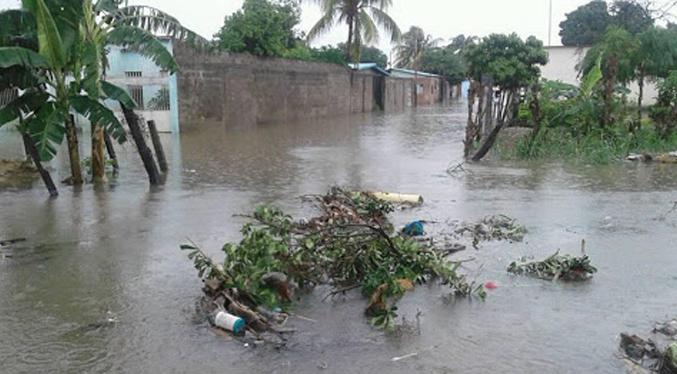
[1,102,676,373]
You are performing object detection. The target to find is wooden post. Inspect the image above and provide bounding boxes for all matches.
[121,105,160,185]
[103,132,119,171]
[65,114,83,185]
[147,120,168,173]
[22,132,58,196]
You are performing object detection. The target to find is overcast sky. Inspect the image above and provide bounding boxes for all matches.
[0,0,650,53]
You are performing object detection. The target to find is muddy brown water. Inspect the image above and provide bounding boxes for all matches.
[1,102,677,373]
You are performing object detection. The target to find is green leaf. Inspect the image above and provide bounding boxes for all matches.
[70,95,128,143]
[0,47,49,69]
[0,90,48,126]
[22,0,67,67]
[107,6,209,49]
[0,9,38,50]
[106,25,179,73]
[81,42,102,98]
[26,101,67,160]
[101,81,136,109]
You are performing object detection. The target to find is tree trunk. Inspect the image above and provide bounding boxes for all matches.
[65,114,83,185]
[121,104,160,185]
[529,83,542,143]
[482,75,493,136]
[471,122,505,162]
[104,132,119,171]
[147,120,168,173]
[90,122,106,182]
[346,15,354,63]
[636,74,644,131]
[602,57,619,128]
[464,81,478,157]
[22,132,58,196]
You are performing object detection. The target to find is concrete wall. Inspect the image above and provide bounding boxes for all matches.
[173,43,411,130]
[542,46,658,105]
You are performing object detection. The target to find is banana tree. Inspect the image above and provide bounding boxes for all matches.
[1,0,207,190]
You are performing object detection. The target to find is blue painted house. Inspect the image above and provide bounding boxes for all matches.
[105,37,179,133]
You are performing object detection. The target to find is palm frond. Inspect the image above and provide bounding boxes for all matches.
[107,25,179,73]
[358,10,379,45]
[307,12,337,42]
[368,7,401,43]
[70,95,127,143]
[107,6,209,48]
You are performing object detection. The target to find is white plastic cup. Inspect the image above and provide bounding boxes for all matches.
[214,311,245,333]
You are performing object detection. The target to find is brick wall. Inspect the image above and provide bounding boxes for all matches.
[173,43,408,130]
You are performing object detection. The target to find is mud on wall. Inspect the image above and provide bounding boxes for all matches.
[173,43,409,130]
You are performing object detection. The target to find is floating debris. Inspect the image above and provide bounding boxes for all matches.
[619,319,677,374]
[182,187,485,338]
[507,250,597,281]
[454,215,527,248]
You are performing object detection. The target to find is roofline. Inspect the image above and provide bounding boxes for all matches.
[388,68,442,78]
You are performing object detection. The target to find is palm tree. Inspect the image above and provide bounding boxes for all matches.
[394,26,442,69]
[307,0,401,63]
[0,0,207,190]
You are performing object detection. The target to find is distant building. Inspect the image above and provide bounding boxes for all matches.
[542,46,658,105]
[388,68,449,106]
[105,37,179,133]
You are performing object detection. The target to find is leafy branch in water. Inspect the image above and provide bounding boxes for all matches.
[507,250,597,281]
[182,188,485,331]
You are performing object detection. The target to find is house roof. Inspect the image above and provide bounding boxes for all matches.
[388,68,441,78]
[348,62,391,76]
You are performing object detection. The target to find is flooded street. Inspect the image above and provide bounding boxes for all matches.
[1,101,677,373]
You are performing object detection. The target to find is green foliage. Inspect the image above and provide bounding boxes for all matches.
[394,26,441,69]
[580,27,637,84]
[420,46,465,85]
[508,251,597,281]
[560,1,612,47]
[358,45,388,68]
[464,33,548,90]
[283,45,346,65]
[0,0,200,161]
[147,87,170,110]
[307,0,401,63]
[650,71,677,136]
[214,0,301,57]
[182,188,483,329]
[560,1,653,47]
[610,1,653,35]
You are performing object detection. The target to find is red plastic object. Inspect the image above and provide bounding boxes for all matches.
[485,281,499,290]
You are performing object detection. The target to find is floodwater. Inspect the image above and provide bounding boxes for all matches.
[1,102,676,374]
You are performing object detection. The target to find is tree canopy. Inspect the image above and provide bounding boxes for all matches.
[420,46,465,85]
[307,0,401,63]
[560,1,654,47]
[559,1,612,46]
[464,34,548,90]
[213,0,301,57]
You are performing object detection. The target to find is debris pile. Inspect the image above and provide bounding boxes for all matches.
[454,215,527,248]
[619,319,677,374]
[507,250,597,281]
[182,188,486,337]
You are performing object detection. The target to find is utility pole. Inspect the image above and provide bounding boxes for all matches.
[548,0,553,47]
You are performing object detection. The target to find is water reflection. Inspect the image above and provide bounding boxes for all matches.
[1,102,677,373]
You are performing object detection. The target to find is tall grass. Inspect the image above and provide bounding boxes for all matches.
[499,126,677,165]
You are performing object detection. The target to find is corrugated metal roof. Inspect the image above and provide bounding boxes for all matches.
[388,68,441,78]
[348,62,391,76]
